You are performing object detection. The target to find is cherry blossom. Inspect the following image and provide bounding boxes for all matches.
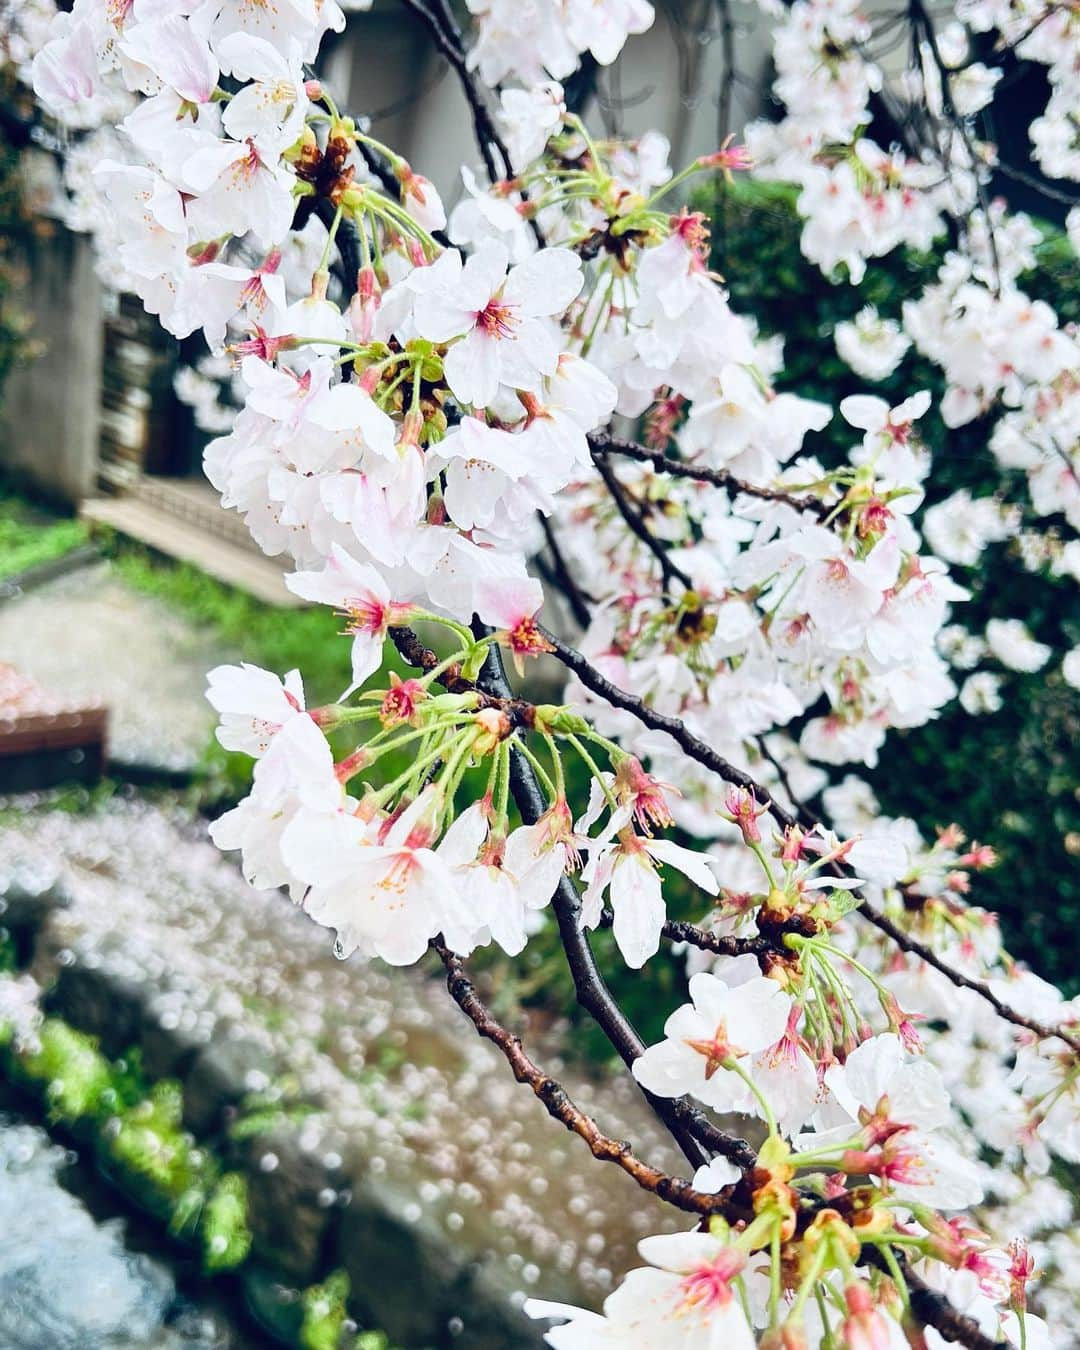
[411,241,583,408]
[205,662,307,757]
[526,1230,755,1349]
[632,970,792,1110]
[286,545,418,690]
[581,819,720,968]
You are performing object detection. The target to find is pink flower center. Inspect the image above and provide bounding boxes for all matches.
[476,298,519,340]
[507,615,553,659]
[343,595,388,637]
[677,1250,745,1313]
[684,1017,747,1079]
[377,851,421,895]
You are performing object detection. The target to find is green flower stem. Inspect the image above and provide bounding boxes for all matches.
[769,1224,783,1327]
[436,728,483,805]
[318,203,344,273]
[724,1055,779,1137]
[875,1241,912,1313]
[418,648,475,688]
[643,158,708,207]
[748,840,777,888]
[494,739,512,822]
[814,1284,837,1348]
[371,734,464,806]
[785,1233,830,1328]
[514,736,557,801]
[410,611,477,648]
[566,734,618,809]
[542,730,566,797]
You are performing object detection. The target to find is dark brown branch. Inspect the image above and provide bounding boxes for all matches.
[659,916,772,960]
[861,901,1080,1054]
[593,451,694,590]
[398,0,513,183]
[588,432,831,520]
[435,940,744,1214]
[538,513,595,629]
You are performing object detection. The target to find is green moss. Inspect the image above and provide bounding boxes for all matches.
[228,1087,318,1142]
[201,1172,253,1272]
[298,1270,394,1350]
[107,1080,218,1225]
[299,1271,353,1350]
[13,1018,116,1123]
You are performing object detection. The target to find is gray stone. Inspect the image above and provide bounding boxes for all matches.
[336,1177,467,1349]
[138,1005,205,1084]
[234,1123,343,1284]
[0,879,72,963]
[182,1032,280,1137]
[335,1177,543,1349]
[451,1262,549,1350]
[48,937,153,1059]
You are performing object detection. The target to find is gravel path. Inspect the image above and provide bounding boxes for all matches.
[0,562,223,772]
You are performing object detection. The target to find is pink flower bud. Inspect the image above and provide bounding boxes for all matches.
[843,1282,892,1350]
[724,786,765,844]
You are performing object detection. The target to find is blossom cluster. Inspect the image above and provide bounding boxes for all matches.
[748,0,1079,702]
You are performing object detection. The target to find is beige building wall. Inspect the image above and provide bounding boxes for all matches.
[324,2,773,204]
[0,225,103,505]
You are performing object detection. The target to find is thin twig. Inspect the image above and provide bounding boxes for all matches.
[589,431,831,520]
[434,940,746,1212]
[593,451,694,590]
[538,513,595,628]
[862,902,1080,1054]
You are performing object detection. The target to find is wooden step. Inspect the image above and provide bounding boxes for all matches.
[80,496,304,608]
[132,476,260,552]
[0,663,108,788]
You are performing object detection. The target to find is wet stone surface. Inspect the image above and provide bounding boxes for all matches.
[0,1113,239,1350]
